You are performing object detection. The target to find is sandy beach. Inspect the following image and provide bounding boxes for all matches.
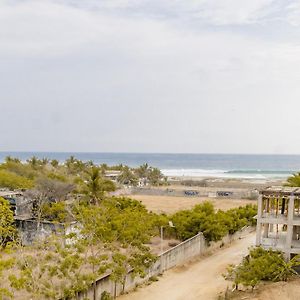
[123,177,284,214]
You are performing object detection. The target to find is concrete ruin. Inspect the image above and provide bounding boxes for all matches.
[256,186,300,260]
[1,189,77,245]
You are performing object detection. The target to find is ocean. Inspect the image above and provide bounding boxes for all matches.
[1,152,300,180]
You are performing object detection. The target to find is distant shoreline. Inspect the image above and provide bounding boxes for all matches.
[0,152,297,182]
[166,175,286,187]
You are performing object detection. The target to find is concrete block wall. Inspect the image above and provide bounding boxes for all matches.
[79,233,204,299]
[78,226,254,299]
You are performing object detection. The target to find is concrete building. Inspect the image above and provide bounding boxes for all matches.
[256,186,300,260]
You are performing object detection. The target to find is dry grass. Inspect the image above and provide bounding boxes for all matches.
[130,194,255,214]
[225,278,300,300]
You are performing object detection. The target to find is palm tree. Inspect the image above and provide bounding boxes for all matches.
[27,156,39,169]
[50,159,59,168]
[41,158,49,165]
[135,163,149,178]
[5,156,20,164]
[286,173,300,187]
[117,166,138,186]
[81,167,115,205]
[65,156,76,169]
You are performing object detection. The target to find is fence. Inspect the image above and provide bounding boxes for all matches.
[128,187,258,199]
[78,226,254,299]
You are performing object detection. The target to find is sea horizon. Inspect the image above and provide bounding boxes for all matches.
[1,151,300,180]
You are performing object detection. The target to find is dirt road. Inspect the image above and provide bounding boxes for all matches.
[119,233,255,300]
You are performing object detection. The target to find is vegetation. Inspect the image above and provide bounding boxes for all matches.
[1,197,157,299]
[0,197,17,249]
[41,202,69,223]
[169,202,257,242]
[79,167,116,205]
[117,166,138,186]
[286,172,300,187]
[225,247,300,290]
[0,155,167,192]
[0,155,259,299]
[0,170,34,190]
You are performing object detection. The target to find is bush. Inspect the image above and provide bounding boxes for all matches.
[41,202,68,223]
[170,202,257,243]
[0,197,18,248]
[101,291,113,300]
[225,247,300,290]
[0,160,38,179]
[0,170,34,190]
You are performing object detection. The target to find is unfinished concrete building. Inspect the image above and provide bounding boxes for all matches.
[256,187,300,260]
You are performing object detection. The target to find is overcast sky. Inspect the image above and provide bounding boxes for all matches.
[1,0,300,154]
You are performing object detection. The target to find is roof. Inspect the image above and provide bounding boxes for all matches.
[0,191,23,197]
[260,186,300,196]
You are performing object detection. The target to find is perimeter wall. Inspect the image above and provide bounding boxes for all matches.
[78,226,254,299]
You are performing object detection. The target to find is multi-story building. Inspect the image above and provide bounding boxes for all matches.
[256,186,300,260]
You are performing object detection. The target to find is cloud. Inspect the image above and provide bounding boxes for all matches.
[0,1,103,55]
[1,0,300,152]
[51,0,277,25]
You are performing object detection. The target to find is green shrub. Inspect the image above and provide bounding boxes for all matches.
[0,160,37,179]
[101,291,113,300]
[225,247,300,290]
[170,202,257,243]
[0,170,34,190]
[47,172,67,182]
[41,202,68,223]
[0,197,18,248]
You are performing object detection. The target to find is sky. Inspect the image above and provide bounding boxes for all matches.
[1,0,300,154]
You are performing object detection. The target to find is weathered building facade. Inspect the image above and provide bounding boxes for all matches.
[256,187,300,260]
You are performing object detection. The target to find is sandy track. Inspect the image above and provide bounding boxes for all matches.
[119,233,255,300]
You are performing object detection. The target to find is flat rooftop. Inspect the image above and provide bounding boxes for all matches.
[0,191,23,197]
[260,186,300,196]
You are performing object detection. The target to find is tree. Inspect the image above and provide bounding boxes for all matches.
[225,247,300,290]
[0,160,36,180]
[0,170,34,190]
[65,156,86,174]
[286,172,300,187]
[4,156,20,164]
[50,159,59,168]
[25,177,74,225]
[170,202,257,242]
[41,158,49,166]
[35,177,74,202]
[117,167,138,186]
[147,167,164,186]
[41,202,69,223]
[73,197,157,298]
[134,163,149,179]
[0,197,17,249]
[80,167,115,205]
[26,156,40,170]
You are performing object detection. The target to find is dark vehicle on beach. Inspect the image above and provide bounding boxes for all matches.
[184,190,199,196]
[217,191,233,197]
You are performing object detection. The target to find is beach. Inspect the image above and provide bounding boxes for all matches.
[121,176,285,214]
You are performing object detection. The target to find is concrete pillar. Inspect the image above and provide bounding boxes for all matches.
[285,194,295,259]
[256,194,263,246]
